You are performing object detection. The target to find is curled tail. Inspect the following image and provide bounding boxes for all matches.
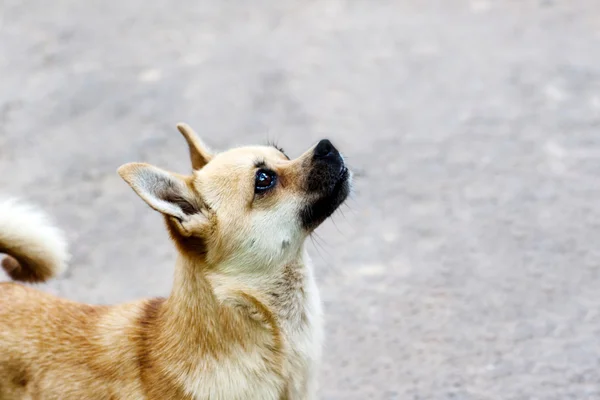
[0,198,69,283]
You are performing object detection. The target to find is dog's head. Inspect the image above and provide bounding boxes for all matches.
[119,124,351,270]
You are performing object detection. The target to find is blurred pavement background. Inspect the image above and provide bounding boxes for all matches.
[2,1,600,399]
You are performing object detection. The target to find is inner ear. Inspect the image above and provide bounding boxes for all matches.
[118,162,200,221]
[176,123,213,170]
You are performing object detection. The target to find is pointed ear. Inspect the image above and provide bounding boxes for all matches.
[118,162,200,221]
[176,123,213,170]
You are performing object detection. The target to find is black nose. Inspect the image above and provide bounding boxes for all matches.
[314,139,339,160]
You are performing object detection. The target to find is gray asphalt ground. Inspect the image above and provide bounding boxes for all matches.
[2,1,600,399]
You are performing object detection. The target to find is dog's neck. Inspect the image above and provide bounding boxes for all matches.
[165,254,220,320]
[156,255,228,357]
[147,248,320,398]
[164,249,311,331]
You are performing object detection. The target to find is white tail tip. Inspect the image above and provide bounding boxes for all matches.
[0,198,70,282]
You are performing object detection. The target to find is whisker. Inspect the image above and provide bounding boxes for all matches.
[342,202,358,216]
[309,234,328,263]
[330,215,345,236]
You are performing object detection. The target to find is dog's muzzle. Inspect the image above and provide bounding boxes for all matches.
[299,139,351,230]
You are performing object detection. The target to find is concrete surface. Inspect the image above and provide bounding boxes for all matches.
[2,1,600,399]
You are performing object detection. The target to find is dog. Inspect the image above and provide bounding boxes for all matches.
[0,123,351,400]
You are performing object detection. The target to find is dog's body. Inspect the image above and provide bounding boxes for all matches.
[0,124,350,400]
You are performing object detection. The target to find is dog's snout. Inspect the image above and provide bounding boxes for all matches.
[314,139,339,160]
[301,139,350,230]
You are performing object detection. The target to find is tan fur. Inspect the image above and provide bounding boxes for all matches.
[0,124,350,399]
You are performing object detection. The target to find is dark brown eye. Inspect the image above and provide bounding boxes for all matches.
[255,169,277,193]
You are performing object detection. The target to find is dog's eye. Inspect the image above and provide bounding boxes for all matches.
[255,169,277,193]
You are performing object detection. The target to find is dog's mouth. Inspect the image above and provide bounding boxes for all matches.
[299,164,351,231]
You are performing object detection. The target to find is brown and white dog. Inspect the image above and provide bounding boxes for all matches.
[0,124,351,400]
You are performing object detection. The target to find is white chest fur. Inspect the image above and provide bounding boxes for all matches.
[253,259,323,399]
[280,264,323,399]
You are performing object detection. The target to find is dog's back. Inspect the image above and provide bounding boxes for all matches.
[0,282,160,399]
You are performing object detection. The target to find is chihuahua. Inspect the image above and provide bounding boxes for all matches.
[0,123,351,400]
